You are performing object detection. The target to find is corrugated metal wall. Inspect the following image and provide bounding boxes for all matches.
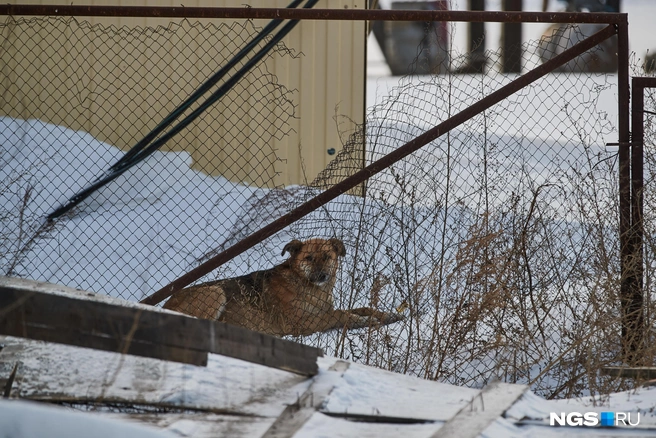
[1,0,366,187]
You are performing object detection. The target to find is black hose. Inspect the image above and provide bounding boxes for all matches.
[110,0,306,173]
[47,0,319,221]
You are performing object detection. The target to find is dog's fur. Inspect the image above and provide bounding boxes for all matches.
[163,238,402,336]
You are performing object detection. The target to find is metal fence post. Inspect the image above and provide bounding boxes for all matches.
[625,77,656,364]
[617,17,637,363]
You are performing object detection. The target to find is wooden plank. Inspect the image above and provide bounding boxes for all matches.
[0,335,310,417]
[262,360,350,438]
[0,287,208,366]
[601,366,656,380]
[2,362,18,398]
[120,412,275,438]
[0,285,322,375]
[1,322,209,367]
[206,322,321,376]
[430,381,528,438]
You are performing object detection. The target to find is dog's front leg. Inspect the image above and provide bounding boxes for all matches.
[348,307,404,325]
[301,309,368,334]
[311,309,403,334]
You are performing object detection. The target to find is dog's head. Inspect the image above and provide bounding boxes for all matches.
[282,238,346,285]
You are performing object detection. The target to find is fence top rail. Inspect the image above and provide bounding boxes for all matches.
[633,77,656,88]
[0,5,627,24]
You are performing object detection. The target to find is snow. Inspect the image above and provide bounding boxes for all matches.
[321,360,478,421]
[1,117,260,301]
[0,399,175,438]
[5,312,656,437]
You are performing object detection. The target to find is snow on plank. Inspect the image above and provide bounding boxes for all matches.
[0,336,312,418]
[263,360,350,438]
[322,361,479,422]
[430,380,528,438]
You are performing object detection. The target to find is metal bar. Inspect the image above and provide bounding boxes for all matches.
[0,5,626,24]
[632,77,644,327]
[625,77,656,363]
[616,19,633,362]
[141,23,618,306]
[632,77,656,88]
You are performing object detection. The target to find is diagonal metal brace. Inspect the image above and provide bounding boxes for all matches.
[141,23,618,306]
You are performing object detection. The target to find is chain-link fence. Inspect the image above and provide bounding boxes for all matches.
[1,9,652,399]
[1,14,297,293]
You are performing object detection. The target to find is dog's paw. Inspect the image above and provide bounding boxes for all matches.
[377,312,404,324]
[367,312,404,326]
[349,307,405,326]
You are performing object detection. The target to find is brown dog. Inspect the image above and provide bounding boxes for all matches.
[163,238,402,336]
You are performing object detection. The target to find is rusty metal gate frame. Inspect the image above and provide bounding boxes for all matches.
[0,6,634,353]
[623,77,656,361]
[148,22,623,302]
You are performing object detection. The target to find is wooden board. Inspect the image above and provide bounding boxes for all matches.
[263,360,350,438]
[601,366,656,380]
[0,335,312,416]
[0,279,322,375]
[430,381,528,438]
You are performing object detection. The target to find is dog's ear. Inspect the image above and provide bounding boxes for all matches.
[329,238,346,257]
[282,239,303,257]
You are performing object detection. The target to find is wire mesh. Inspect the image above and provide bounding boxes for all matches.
[1,13,650,399]
[1,15,297,297]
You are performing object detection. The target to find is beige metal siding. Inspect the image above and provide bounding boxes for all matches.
[1,0,366,187]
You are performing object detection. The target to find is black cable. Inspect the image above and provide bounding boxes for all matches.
[110,0,305,173]
[47,0,319,221]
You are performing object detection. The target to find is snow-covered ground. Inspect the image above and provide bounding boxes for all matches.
[0,115,291,301]
[3,272,656,438]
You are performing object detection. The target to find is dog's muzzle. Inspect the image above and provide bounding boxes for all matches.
[310,272,330,284]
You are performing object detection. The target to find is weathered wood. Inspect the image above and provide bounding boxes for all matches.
[262,360,350,438]
[0,285,322,375]
[430,381,528,438]
[120,412,275,438]
[8,395,268,417]
[2,362,18,398]
[0,336,310,417]
[601,366,656,380]
[1,322,209,366]
[0,287,208,366]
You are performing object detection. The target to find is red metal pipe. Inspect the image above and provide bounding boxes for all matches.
[624,77,656,362]
[0,5,626,24]
[616,19,633,361]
